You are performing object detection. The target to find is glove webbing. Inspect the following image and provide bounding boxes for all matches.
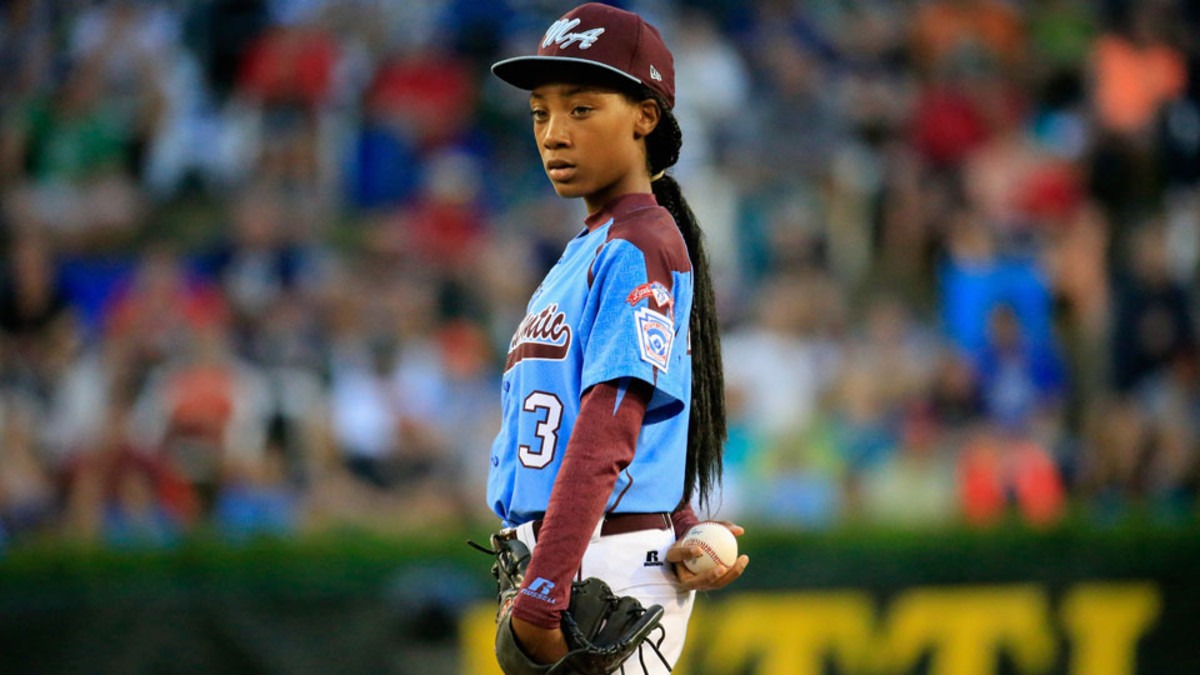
[630,623,672,673]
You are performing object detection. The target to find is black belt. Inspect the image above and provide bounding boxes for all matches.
[531,512,671,540]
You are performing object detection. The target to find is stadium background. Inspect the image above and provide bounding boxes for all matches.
[0,0,1198,673]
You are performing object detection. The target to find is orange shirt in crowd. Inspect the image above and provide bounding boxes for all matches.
[913,0,1025,70]
[1092,34,1186,135]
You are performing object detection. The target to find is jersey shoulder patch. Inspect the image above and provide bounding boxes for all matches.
[627,281,673,310]
[634,305,673,372]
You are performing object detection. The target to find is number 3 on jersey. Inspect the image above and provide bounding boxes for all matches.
[519,391,563,468]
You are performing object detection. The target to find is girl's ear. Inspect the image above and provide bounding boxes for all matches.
[633,99,661,139]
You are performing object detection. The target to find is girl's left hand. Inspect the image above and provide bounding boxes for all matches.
[666,521,749,592]
[511,615,569,665]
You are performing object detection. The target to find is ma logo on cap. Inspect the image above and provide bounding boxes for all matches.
[542,17,605,50]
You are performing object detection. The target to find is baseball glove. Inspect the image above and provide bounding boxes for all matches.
[470,532,669,674]
[470,531,532,623]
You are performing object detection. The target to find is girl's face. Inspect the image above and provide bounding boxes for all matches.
[529,83,660,212]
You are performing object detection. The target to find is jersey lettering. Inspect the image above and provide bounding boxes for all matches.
[506,304,572,372]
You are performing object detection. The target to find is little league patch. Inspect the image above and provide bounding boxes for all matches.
[634,306,673,372]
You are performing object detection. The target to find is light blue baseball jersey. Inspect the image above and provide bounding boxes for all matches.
[488,193,693,527]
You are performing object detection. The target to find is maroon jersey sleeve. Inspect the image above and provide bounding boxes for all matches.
[511,377,652,629]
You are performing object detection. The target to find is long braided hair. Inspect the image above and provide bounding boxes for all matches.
[639,91,727,510]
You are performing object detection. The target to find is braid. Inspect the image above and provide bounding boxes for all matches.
[643,96,727,510]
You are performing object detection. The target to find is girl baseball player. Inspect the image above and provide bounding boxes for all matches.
[486,3,749,671]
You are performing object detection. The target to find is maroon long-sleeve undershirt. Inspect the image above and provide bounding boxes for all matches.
[511,377,652,628]
[511,377,705,629]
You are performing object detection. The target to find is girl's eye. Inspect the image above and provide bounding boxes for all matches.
[572,106,592,115]
[531,109,548,121]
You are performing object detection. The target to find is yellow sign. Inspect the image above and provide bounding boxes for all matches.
[461,582,1160,674]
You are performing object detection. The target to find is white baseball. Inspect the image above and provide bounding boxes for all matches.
[680,521,737,574]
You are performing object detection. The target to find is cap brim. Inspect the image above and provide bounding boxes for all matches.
[492,55,644,92]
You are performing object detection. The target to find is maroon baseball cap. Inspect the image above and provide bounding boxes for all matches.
[492,3,675,108]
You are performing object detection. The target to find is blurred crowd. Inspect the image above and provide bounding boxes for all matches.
[0,0,1198,550]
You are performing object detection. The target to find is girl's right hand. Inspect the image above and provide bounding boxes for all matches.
[666,521,750,592]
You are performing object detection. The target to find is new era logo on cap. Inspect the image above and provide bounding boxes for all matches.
[650,64,662,81]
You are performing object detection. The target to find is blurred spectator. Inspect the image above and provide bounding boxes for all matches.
[1089,4,1186,138]
[105,245,227,379]
[911,0,1025,74]
[41,331,119,468]
[133,322,264,517]
[1028,0,1096,78]
[1111,224,1196,392]
[726,270,847,527]
[69,0,175,179]
[364,51,475,151]
[830,362,900,478]
[0,396,57,541]
[671,9,749,173]
[975,303,1065,431]
[101,449,186,549]
[861,407,958,528]
[200,186,329,487]
[184,0,271,102]
[236,14,339,192]
[204,185,327,322]
[0,232,72,394]
[327,331,395,489]
[733,21,844,193]
[1080,397,1155,524]
[959,426,1066,527]
[239,15,338,115]
[910,64,991,170]
[963,80,1082,235]
[400,149,488,271]
[214,419,301,540]
[927,349,986,434]
[392,316,499,513]
[0,0,54,106]
[345,95,422,210]
[723,274,840,444]
[61,392,198,544]
[743,415,844,528]
[845,295,938,409]
[938,211,1058,360]
[1,64,143,238]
